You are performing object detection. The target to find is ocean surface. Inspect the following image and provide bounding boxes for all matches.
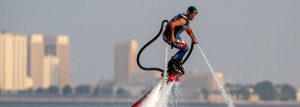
[0,103,300,107]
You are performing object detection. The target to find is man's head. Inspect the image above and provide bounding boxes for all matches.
[186,6,198,21]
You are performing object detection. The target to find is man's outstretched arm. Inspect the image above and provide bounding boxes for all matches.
[186,27,198,44]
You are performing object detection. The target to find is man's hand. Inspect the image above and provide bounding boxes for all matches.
[192,37,198,44]
[171,37,175,44]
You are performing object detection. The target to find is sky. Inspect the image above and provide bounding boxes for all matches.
[0,0,299,87]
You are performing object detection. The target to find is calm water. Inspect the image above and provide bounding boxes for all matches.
[0,103,300,107]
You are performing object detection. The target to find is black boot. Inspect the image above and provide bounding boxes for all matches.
[175,60,185,75]
[167,58,180,74]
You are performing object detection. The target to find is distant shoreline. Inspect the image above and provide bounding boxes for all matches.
[0,95,299,105]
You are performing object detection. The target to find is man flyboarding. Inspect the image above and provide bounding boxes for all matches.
[163,6,198,75]
[132,6,199,107]
[136,6,199,79]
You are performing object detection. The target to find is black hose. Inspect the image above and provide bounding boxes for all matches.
[181,42,194,64]
[137,20,194,72]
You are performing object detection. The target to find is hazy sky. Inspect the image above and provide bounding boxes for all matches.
[0,0,299,87]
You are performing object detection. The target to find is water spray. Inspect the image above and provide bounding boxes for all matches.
[196,44,235,107]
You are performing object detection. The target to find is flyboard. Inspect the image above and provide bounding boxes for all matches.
[132,20,195,107]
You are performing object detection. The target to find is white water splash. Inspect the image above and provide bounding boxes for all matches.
[140,80,175,107]
[157,82,174,107]
[169,82,182,107]
[140,80,163,107]
[196,44,235,107]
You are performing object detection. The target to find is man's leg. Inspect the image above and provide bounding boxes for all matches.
[173,40,189,61]
[163,33,188,74]
[163,32,180,74]
[172,40,189,74]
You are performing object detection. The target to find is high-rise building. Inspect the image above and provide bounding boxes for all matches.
[12,34,29,90]
[30,34,70,89]
[56,35,70,88]
[0,32,14,90]
[30,34,45,89]
[0,32,32,91]
[43,55,60,88]
[43,35,70,88]
[114,40,138,82]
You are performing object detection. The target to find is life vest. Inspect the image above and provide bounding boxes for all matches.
[165,13,190,37]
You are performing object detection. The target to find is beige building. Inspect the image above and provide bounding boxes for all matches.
[56,35,70,88]
[43,55,60,88]
[0,33,32,91]
[31,34,70,89]
[114,40,138,82]
[12,34,30,90]
[0,33,14,90]
[30,34,45,89]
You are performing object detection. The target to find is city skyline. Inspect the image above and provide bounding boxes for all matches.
[0,33,299,104]
[0,32,70,91]
[0,0,299,88]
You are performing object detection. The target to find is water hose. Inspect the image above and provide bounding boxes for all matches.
[137,20,195,72]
